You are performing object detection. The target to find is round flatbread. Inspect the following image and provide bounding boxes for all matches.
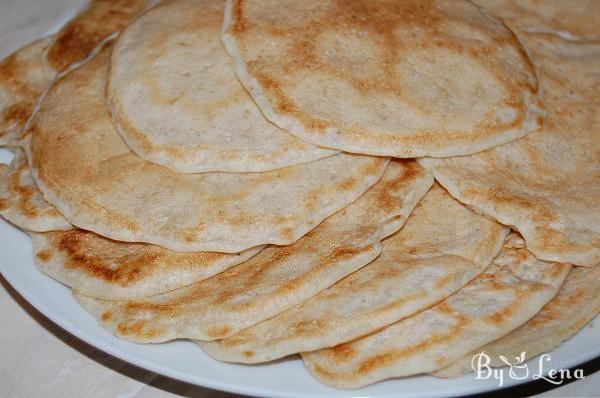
[74,160,434,342]
[0,0,150,147]
[419,33,600,266]
[0,150,71,231]
[31,229,263,300]
[108,0,335,173]
[24,46,388,253]
[433,266,600,377]
[201,184,508,364]
[221,0,544,157]
[302,233,571,389]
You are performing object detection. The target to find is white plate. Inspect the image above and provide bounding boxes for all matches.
[0,2,599,393]
[1,150,599,398]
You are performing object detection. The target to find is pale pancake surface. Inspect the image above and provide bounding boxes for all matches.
[74,160,434,342]
[302,233,571,389]
[201,184,508,363]
[108,0,336,173]
[420,33,600,266]
[24,48,389,253]
[221,0,543,157]
[31,230,263,300]
[0,0,149,146]
[0,150,71,231]
[473,0,600,39]
[433,266,600,377]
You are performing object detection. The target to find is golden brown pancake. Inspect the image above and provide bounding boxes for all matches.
[24,47,389,253]
[221,0,543,157]
[0,0,149,146]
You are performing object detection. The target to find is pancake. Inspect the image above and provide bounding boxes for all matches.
[108,0,336,173]
[201,184,508,363]
[74,160,434,342]
[0,37,55,147]
[221,0,543,157]
[24,47,389,253]
[0,0,150,147]
[302,233,571,389]
[473,0,600,39]
[419,33,600,266]
[0,149,71,231]
[0,151,263,300]
[31,230,263,300]
[433,266,600,377]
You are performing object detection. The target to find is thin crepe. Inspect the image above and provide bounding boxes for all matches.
[74,160,434,342]
[0,149,71,231]
[473,0,600,39]
[221,0,543,157]
[0,0,149,146]
[201,185,508,363]
[302,233,571,389]
[433,266,600,377]
[0,150,262,300]
[24,47,389,253]
[419,33,600,266]
[108,0,336,173]
[31,230,263,300]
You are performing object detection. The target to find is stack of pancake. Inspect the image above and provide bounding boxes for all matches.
[0,0,598,389]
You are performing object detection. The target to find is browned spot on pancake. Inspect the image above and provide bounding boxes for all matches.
[47,25,100,71]
[0,199,6,211]
[5,162,42,219]
[101,311,111,321]
[55,230,158,286]
[293,319,326,335]
[527,289,584,329]
[485,186,557,222]
[536,115,544,126]
[337,177,357,191]
[368,290,427,319]
[2,102,33,126]
[47,0,148,71]
[183,231,197,243]
[330,344,357,362]
[116,320,160,340]
[281,227,294,242]
[243,350,254,358]
[123,300,178,316]
[36,250,52,262]
[231,0,248,34]
[326,245,371,264]
[355,315,467,374]
[311,363,336,380]
[376,161,422,212]
[206,325,231,339]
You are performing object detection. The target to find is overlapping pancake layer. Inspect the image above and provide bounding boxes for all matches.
[108,0,336,173]
[0,0,149,147]
[0,149,71,231]
[25,47,389,253]
[74,160,433,342]
[420,33,600,266]
[433,266,600,377]
[302,233,571,388]
[201,185,508,363]
[32,230,263,300]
